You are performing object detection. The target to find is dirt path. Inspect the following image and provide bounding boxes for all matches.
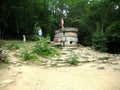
[0,51,120,90]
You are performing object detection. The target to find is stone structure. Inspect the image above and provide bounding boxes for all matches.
[54,27,78,47]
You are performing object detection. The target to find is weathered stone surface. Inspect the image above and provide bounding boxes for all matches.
[97,66,105,69]
[55,28,78,33]
[65,32,77,37]
[12,73,17,77]
[65,37,78,42]
[54,33,63,38]
[41,63,47,66]
[17,71,22,73]
[57,63,67,67]
[14,63,22,67]
[0,79,15,87]
[14,53,22,57]
[102,60,109,63]
[41,59,48,63]
[111,61,118,65]
[54,27,78,47]
[46,64,51,67]
[113,68,120,70]
[50,61,57,65]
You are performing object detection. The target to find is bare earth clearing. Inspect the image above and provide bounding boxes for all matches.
[0,46,120,90]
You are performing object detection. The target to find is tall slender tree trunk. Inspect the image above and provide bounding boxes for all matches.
[101,24,104,35]
[16,22,19,38]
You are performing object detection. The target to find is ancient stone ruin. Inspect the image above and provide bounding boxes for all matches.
[54,27,78,47]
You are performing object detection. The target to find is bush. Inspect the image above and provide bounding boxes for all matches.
[7,42,20,50]
[3,58,9,64]
[67,52,79,65]
[0,57,9,64]
[92,31,108,52]
[22,50,37,61]
[105,21,120,53]
[33,37,59,58]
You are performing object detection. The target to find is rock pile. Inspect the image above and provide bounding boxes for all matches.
[40,46,120,67]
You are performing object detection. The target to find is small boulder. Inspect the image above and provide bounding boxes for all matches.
[97,66,105,70]
[111,62,118,65]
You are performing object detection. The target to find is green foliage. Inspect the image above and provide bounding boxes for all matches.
[92,31,108,52]
[22,50,37,61]
[0,57,9,64]
[33,22,41,41]
[105,21,120,53]
[0,40,6,46]
[67,52,79,65]
[33,37,59,58]
[3,58,9,64]
[6,42,20,50]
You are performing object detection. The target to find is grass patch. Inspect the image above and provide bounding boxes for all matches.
[6,42,20,50]
[67,52,79,65]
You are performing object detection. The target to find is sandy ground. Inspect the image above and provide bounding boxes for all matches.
[0,51,120,90]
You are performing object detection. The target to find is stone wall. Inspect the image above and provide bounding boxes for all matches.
[54,27,78,47]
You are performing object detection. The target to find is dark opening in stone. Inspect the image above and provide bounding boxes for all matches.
[70,41,73,44]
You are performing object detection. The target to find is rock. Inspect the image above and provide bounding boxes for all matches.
[95,60,103,64]
[12,73,17,77]
[17,70,22,73]
[88,58,96,62]
[57,63,67,67]
[9,61,16,64]
[78,58,89,63]
[14,63,22,67]
[57,60,67,63]
[97,66,105,70]
[51,58,58,61]
[111,62,118,65]
[46,64,51,67]
[22,62,28,65]
[41,63,47,66]
[46,60,51,65]
[116,57,120,60]
[14,53,22,57]
[113,68,120,70]
[103,60,109,63]
[41,59,48,63]
[58,57,66,61]
[0,79,15,87]
[50,61,57,66]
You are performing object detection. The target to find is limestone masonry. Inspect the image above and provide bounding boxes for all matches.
[54,27,78,47]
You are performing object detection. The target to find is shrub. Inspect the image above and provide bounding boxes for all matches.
[92,31,108,52]
[22,50,37,61]
[0,57,9,64]
[67,52,79,65]
[33,37,59,58]
[3,58,9,64]
[105,21,120,53]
